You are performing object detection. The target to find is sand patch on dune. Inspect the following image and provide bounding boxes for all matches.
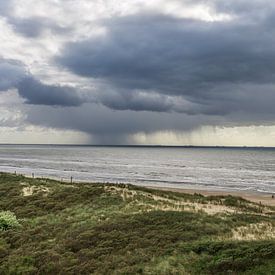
[104,185,239,215]
[21,183,50,197]
[135,200,236,215]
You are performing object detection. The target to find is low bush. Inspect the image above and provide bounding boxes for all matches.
[0,211,20,231]
[184,241,275,274]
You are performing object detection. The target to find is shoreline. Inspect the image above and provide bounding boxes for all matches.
[147,186,275,206]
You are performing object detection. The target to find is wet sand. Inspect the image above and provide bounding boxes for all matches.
[147,186,275,207]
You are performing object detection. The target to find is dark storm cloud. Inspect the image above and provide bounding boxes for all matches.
[26,103,221,138]
[0,59,84,107]
[17,77,84,107]
[99,90,174,112]
[57,12,275,115]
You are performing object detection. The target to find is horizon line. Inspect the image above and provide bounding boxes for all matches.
[0,143,275,149]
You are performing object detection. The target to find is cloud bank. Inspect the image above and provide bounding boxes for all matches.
[57,13,275,116]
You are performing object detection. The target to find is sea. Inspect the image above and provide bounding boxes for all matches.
[0,144,275,193]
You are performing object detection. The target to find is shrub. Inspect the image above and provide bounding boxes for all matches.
[0,211,20,230]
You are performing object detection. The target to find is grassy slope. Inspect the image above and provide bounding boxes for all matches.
[0,172,275,274]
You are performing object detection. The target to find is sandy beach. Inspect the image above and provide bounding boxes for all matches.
[147,186,275,207]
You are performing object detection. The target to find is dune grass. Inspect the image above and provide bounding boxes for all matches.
[0,172,274,274]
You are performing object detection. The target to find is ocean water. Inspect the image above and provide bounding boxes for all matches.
[0,145,275,193]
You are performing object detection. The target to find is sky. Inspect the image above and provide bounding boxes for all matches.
[1,0,275,146]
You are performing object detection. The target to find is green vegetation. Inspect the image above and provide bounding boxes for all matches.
[0,172,274,274]
[0,211,20,231]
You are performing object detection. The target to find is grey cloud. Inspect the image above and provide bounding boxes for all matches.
[211,0,274,16]
[97,88,208,114]
[2,0,275,142]
[26,103,221,137]
[0,59,26,91]
[0,2,11,15]
[8,16,71,38]
[57,12,275,116]
[24,97,275,144]
[0,1,70,38]
[185,0,273,17]
[99,90,174,112]
[0,59,85,107]
[17,77,85,107]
